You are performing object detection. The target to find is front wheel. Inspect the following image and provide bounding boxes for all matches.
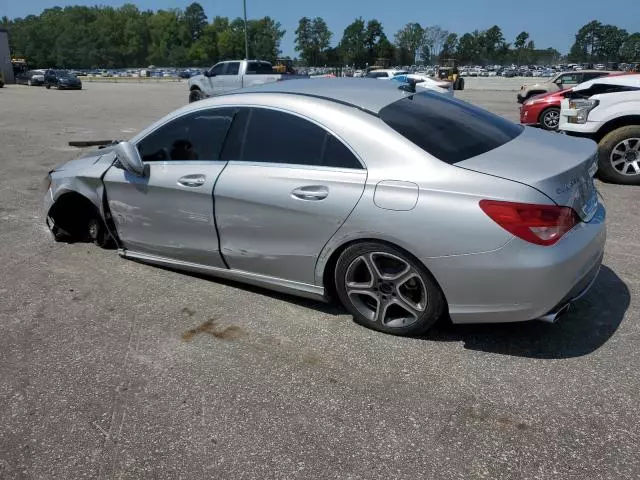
[189,89,206,103]
[334,242,445,336]
[597,126,640,185]
[45,84,50,89]
[539,107,560,130]
[87,217,113,248]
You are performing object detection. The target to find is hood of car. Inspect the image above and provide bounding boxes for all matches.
[51,149,115,175]
[526,88,570,103]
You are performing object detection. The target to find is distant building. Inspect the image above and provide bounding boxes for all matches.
[0,28,14,83]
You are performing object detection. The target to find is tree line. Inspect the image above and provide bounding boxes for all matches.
[2,3,283,68]
[2,3,639,69]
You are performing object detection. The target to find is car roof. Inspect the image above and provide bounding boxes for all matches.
[574,73,640,91]
[228,78,412,114]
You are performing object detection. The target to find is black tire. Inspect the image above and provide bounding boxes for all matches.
[597,126,640,185]
[189,89,206,103]
[51,225,70,242]
[456,77,464,91]
[45,84,50,89]
[539,107,560,130]
[87,216,113,248]
[334,242,445,336]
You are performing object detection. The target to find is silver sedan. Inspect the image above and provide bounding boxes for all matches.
[44,79,606,336]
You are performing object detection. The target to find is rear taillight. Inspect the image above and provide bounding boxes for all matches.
[479,200,579,246]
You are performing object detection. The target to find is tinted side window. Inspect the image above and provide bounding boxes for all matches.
[379,92,522,164]
[210,63,225,75]
[224,62,240,75]
[221,108,362,169]
[560,73,581,85]
[583,72,606,81]
[246,62,273,74]
[323,135,362,169]
[138,108,235,162]
[366,71,387,78]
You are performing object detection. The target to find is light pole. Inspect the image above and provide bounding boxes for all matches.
[243,0,249,60]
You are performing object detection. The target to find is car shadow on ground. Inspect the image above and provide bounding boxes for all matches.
[424,266,629,359]
[145,261,628,359]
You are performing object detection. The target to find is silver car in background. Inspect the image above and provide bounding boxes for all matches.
[44,79,605,336]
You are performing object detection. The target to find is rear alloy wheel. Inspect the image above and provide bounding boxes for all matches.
[539,107,560,130]
[598,126,640,185]
[335,242,445,336]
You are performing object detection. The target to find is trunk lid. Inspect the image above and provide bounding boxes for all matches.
[457,127,599,221]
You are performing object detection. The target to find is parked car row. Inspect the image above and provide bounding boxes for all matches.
[13,69,82,90]
[15,69,45,86]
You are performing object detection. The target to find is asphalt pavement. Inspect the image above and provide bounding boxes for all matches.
[0,81,638,479]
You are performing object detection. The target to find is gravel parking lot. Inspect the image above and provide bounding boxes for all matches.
[1,82,639,480]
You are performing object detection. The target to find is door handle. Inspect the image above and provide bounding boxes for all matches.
[177,174,206,187]
[291,185,329,201]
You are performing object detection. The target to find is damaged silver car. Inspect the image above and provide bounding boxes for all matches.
[45,79,605,336]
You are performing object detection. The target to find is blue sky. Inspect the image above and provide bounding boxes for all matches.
[4,0,640,57]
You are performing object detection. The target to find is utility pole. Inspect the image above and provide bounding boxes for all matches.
[243,0,249,60]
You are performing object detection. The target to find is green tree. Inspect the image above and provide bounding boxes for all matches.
[364,19,387,66]
[295,17,331,66]
[394,22,423,64]
[514,31,529,65]
[569,20,603,63]
[339,18,367,67]
[421,26,448,63]
[184,2,207,41]
[620,33,640,62]
[248,16,285,62]
[483,25,505,63]
[146,9,190,66]
[440,33,458,59]
[188,23,218,66]
[457,31,480,64]
[294,17,313,64]
[596,25,628,61]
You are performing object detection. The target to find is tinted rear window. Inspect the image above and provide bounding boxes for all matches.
[379,92,523,164]
[246,62,274,74]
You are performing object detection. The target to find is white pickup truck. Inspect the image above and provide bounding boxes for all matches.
[559,74,640,185]
[188,60,305,103]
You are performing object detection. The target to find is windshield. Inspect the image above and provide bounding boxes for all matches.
[379,92,523,164]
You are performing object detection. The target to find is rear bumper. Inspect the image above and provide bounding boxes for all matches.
[426,203,606,324]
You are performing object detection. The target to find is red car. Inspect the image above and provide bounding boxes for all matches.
[519,89,567,130]
[520,72,633,130]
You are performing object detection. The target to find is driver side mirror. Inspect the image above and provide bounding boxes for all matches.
[204,70,215,77]
[114,141,145,176]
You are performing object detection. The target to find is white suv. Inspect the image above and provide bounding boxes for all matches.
[560,74,640,185]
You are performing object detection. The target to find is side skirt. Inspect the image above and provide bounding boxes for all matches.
[119,249,328,302]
